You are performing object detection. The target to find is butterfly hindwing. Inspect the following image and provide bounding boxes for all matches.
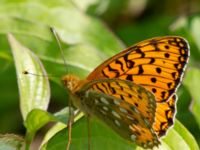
[91,79,157,124]
[75,79,160,148]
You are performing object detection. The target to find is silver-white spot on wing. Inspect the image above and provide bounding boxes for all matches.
[95,99,99,104]
[103,106,109,111]
[100,110,107,115]
[113,100,120,105]
[119,107,128,114]
[127,115,134,121]
[100,97,109,105]
[114,119,121,127]
[144,118,150,126]
[112,110,121,119]
[130,134,136,141]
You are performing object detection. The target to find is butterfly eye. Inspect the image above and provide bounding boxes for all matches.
[62,75,80,91]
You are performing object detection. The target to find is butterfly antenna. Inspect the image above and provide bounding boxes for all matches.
[22,70,59,78]
[50,27,73,150]
[50,27,68,74]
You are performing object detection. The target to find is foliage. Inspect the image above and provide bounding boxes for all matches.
[0,0,200,149]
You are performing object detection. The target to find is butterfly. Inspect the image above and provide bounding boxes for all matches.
[62,36,190,149]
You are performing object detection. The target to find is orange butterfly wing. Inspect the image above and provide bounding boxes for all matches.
[90,78,156,124]
[154,94,177,137]
[87,36,189,102]
[76,79,160,148]
[87,36,189,136]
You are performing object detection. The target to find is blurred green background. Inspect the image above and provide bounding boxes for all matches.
[0,0,200,149]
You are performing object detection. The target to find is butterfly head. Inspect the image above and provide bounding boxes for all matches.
[61,74,80,91]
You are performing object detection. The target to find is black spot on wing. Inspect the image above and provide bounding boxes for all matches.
[151,78,157,83]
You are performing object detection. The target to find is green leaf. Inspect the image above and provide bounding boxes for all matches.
[170,15,200,63]
[117,14,178,46]
[24,107,81,148]
[73,0,110,15]
[24,108,69,149]
[0,1,124,77]
[24,109,56,134]
[40,123,66,150]
[39,109,84,149]
[190,17,200,53]
[162,120,199,150]
[44,117,136,150]
[8,34,50,120]
[24,109,56,149]
[184,68,200,127]
[54,107,72,124]
[0,134,25,150]
[42,117,199,150]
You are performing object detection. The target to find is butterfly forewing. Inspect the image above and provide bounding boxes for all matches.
[87,36,189,103]
[75,79,160,148]
[154,94,177,137]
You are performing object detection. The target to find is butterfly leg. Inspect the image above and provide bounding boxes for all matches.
[66,101,74,150]
[87,115,91,150]
[66,118,72,150]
